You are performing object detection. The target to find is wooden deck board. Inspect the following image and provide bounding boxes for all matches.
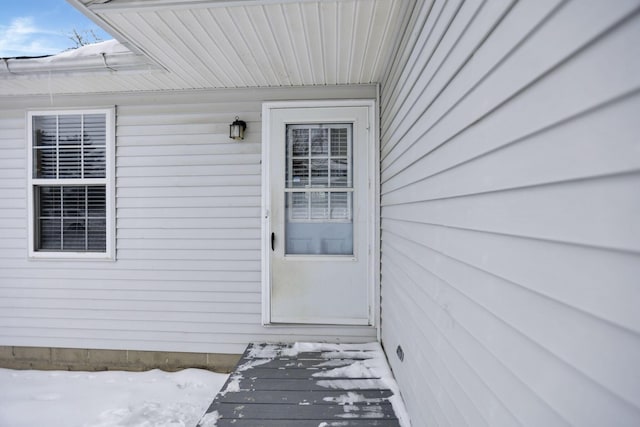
[197,343,402,426]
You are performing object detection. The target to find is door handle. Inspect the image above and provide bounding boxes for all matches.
[271,232,275,251]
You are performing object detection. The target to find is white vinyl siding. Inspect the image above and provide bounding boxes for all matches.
[380,1,640,426]
[0,85,377,354]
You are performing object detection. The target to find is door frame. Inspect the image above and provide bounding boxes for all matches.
[261,99,379,326]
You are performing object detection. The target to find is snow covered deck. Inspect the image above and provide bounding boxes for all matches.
[197,342,408,427]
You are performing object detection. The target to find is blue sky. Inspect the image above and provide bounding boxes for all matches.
[0,0,112,57]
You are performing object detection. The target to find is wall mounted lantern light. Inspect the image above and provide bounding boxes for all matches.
[229,116,247,140]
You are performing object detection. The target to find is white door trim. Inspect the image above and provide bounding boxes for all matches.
[261,99,379,326]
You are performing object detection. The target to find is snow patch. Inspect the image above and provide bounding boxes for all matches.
[248,342,380,359]
[316,378,385,390]
[0,368,228,427]
[43,40,130,61]
[322,350,377,360]
[313,360,376,379]
[236,357,272,372]
[336,404,384,419]
[292,342,380,353]
[322,392,383,405]
[336,413,358,419]
[247,344,284,359]
[33,392,62,401]
[309,342,411,427]
[219,374,242,395]
[90,401,194,427]
[198,410,221,427]
[315,359,356,368]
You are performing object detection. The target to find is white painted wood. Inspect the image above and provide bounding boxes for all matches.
[0,85,377,355]
[380,1,640,426]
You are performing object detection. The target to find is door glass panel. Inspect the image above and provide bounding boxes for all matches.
[330,159,349,187]
[310,159,328,187]
[310,192,329,219]
[310,128,328,156]
[291,129,309,155]
[285,124,353,255]
[330,192,351,220]
[290,159,309,187]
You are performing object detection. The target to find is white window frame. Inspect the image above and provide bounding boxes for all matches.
[27,108,116,260]
[285,123,354,224]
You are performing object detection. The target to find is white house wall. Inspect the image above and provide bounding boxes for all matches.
[0,85,377,355]
[380,0,640,426]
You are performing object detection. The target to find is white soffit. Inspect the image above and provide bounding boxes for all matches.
[78,0,410,89]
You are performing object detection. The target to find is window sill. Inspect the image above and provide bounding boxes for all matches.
[28,251,115,261]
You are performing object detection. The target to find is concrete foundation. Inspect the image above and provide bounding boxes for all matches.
[0,346,240,373]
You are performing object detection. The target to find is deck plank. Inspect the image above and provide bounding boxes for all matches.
[213,420,401,427]
[236,358,359,369]
[234,377,389,391]
[216,390,394,405]
[234,367,380,379]
[197,343,402,427]
[209,402,397,419]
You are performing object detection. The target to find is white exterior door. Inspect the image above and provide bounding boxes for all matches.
[262,101,376,325]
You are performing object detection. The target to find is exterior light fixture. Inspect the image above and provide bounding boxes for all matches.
[229,116,246,140]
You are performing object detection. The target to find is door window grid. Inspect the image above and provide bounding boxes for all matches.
[286,124,353,223]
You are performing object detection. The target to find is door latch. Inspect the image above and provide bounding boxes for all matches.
[271,232,275,251]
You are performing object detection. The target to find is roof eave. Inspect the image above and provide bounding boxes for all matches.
[0,53,157,79]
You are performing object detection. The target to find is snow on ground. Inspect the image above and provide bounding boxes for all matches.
[0,368,228,427]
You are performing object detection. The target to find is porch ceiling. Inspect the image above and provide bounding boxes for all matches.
[70,0,408,91]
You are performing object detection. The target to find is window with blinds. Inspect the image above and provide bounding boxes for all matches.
[28,110,113,257]
[284,123,354,255]
[285,124,353,222]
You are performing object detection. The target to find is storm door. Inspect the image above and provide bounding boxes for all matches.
[263,103,374,325]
